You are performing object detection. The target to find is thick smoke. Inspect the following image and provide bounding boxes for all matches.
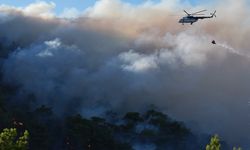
[1,0,250,148]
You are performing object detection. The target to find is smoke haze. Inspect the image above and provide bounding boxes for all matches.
[1,0,250,148]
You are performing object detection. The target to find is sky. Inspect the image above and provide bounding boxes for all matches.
[0,0,208,14]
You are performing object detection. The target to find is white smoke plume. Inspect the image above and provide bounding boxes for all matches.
[1,0,250,148]
[0,1,56,19]
[217,42,250,58]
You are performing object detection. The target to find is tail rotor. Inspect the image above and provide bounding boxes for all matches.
[210,10,216,17]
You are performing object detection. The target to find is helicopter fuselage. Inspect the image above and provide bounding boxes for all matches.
[179,16,198,25]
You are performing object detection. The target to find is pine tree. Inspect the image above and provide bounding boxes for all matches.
[206,135,221,150]
[0,128,29,150]
[233,147,242,150]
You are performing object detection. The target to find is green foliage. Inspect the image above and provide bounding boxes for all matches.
[206,135,242,150]
[140,129,156,137]
[145,109,170,127]
[66,114,132,150]
[0,83,223,150]
[206,135,221,150]
[24,105,58,150]
[233,147,242,150]
[0,128,29,150]
[123,112,143,123]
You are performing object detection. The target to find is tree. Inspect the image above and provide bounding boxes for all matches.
[233,147,242,150]
[123,112,143,123]
[66,114,132,150]
[0,128,29,150]
[206,135,221,150]
[205,135,242,150]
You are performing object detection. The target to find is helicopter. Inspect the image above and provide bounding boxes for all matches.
[179,10,216,25]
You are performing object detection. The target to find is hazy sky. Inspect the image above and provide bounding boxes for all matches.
[0,0,210,14]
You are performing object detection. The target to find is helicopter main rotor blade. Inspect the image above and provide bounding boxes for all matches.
[183,10,190,15]
[193,14,205,15]
[192,9,207,15]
